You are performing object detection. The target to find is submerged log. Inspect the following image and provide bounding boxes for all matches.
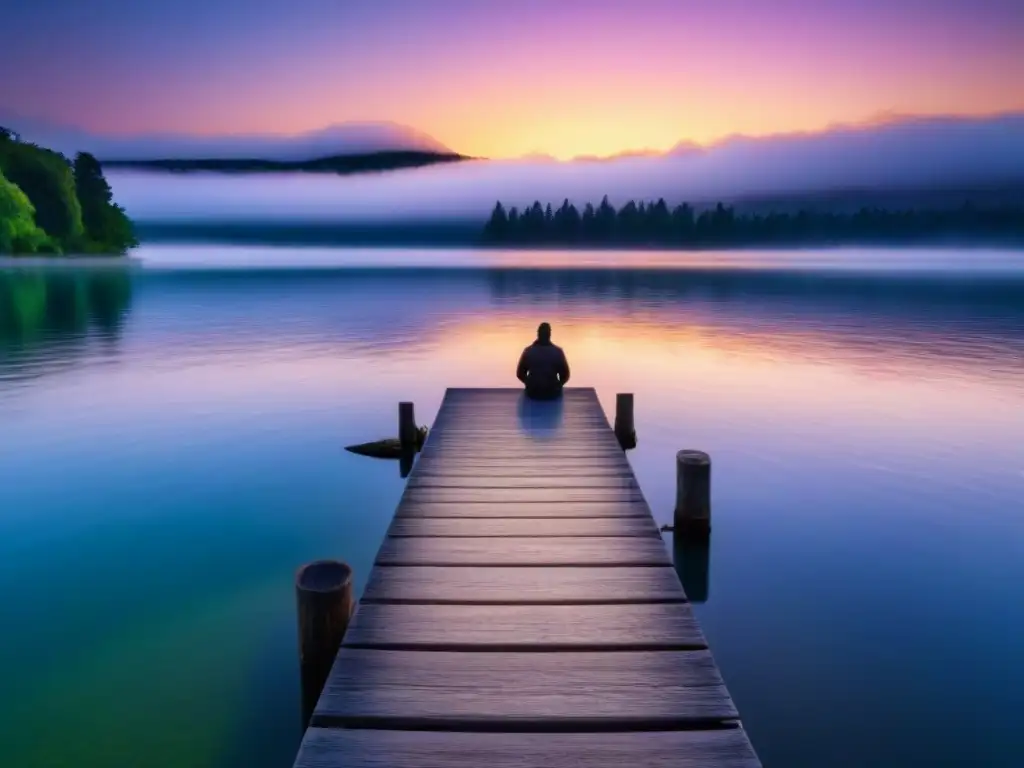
[345,426,428,459]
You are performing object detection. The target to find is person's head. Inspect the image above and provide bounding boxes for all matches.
[537,322,552,343]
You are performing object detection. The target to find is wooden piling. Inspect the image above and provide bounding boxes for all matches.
[296,560,354,729]
[613,392,637,450]
[674,450,711,536]
[399,402,418,451]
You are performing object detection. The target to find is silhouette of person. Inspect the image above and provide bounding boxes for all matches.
[516,322,570,400]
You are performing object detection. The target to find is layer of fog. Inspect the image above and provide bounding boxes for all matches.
[108,113,1024,223]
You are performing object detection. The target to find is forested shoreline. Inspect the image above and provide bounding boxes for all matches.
[0,127,137,256]
[482,196,1024,247]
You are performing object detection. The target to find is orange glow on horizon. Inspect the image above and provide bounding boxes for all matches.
[7,1,1023,160]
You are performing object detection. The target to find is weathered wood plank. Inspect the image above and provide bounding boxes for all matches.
[425,435,619,445]
[428,424,613,437]
[431,423,612,433]
[295,727,763,768]
[387,516,660,537]
[411,457,633,474]
[421,448,622,460]
[406,475,641,490]
[395,499,653,518]
[343,603,707,651]
[410,466,636,479]
[402,487,646,504]
[312,649,737,728]
[361,565,688,604]
[421,451,628,461]
[430,418,608,428]
[419,448,618,460]
[375,536,671,566]
[430,420,613,429]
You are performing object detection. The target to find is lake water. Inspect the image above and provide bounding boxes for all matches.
[2,244,1024,768]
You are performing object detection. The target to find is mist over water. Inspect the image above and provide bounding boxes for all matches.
[108,114,1024,225]
[2,245,1024,768]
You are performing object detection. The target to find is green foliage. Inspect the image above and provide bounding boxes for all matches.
[74,152,138,253]
[0,169,57,254]
[0,140,84,244]
[0,136,135,256]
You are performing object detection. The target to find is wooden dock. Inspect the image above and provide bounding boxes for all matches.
[293,387,761,767]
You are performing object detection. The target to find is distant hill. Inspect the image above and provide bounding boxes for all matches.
[100,150,470,175]
[0,115,458,162]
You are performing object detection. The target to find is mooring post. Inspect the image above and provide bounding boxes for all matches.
[398,401,417,451]
[296,560,354,729]
[614,392,637,450]
[674,449,711,536]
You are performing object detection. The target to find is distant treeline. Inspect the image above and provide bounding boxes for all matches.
[101,150,467,175]
[482,197,1024,247]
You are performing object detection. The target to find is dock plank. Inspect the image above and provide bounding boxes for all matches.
[375,535,671,566]
[361,565,689,604]
[411,458,634,476]
[387,516,660,537]
[295,727,762,768]
[431,424,613,434]
[395,499,653,518]
[424,439,621,449]
[406,475,641,490]
[343,603,707,651]
[420,450,629,461]
[411,466,637,479]
[402,487,646,504]
[312,649,737,728]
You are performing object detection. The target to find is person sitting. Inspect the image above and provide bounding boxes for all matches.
[516,322,571,400]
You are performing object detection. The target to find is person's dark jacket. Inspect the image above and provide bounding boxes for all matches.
[516,339,570,398]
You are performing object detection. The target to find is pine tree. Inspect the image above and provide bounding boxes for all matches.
[483,201,508,241]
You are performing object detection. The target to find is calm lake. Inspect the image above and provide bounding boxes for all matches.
[2,244,1023,768]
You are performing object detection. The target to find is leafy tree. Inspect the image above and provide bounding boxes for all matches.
[74,152,137,253]
[0,169,55,254]
[0,142,84,244]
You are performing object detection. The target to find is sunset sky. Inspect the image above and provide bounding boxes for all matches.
[3,0,1023,159]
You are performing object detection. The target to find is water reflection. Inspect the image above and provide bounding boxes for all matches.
[399,450,415,479]
[673,534,711,604]
[0,268,134,385]
[486,267,1024,383]
[4,263,1024,398]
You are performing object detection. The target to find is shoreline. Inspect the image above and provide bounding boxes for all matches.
[0,255,143,268]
